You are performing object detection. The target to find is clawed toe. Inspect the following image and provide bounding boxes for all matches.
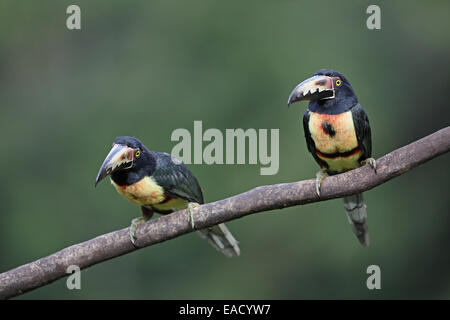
[129,216,149,247]
[362,157,377,174]
[187,202,200,230]
[315,169,328,197]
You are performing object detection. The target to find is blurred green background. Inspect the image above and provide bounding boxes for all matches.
[0,0,449,299]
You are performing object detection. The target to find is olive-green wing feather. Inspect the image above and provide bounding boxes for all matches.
[151,152,204,204]
[351,104,372,160]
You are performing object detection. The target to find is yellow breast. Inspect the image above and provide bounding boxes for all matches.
[308,111,358,154]
[316,150,361,173]
[111,176,166,207]
[151,198,189,212]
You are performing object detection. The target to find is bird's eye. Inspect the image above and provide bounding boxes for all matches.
[335,79,342,86]
[135,150,141,157]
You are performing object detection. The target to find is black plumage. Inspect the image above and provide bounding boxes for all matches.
[110,136,204,211]
[351,104,372,160]
[300,70,372,174]
[95,136,239,256]
[288,69,375,247]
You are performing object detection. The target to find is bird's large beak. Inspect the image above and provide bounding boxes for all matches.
[95,144,135,186]
[287,75,335,106]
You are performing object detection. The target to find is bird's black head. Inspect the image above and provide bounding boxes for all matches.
[287,69,358,114]
[113,136,145,149]
[94,136,155,186]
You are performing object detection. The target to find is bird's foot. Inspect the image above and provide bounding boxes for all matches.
[129,216,151,247]
[187,202,200,230]
[361,157,377,173]
[315,169,328,197]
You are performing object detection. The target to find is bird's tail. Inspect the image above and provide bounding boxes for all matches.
[197,223,240,257]
[343,193,370,247]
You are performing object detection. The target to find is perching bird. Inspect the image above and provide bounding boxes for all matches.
[287,69,376,247]
[95,136,240,257]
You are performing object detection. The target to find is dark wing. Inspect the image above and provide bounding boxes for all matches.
[303,109,315,153]
[151,152,204,204]
[303,109,328,169]
[351,104,372,159]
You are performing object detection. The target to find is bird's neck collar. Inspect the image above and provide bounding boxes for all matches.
[111,151,156,186]
[308,96,357,115]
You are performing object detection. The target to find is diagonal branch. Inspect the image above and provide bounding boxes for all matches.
[0,127,449,299]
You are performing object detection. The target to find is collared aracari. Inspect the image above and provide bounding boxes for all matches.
[287,69,376,247]
[95,136,240,257]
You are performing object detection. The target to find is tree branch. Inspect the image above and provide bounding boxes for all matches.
[1,127,449,299]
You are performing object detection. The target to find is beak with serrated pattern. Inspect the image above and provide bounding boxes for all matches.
[95,144,135,186]
[287,75,335,106]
